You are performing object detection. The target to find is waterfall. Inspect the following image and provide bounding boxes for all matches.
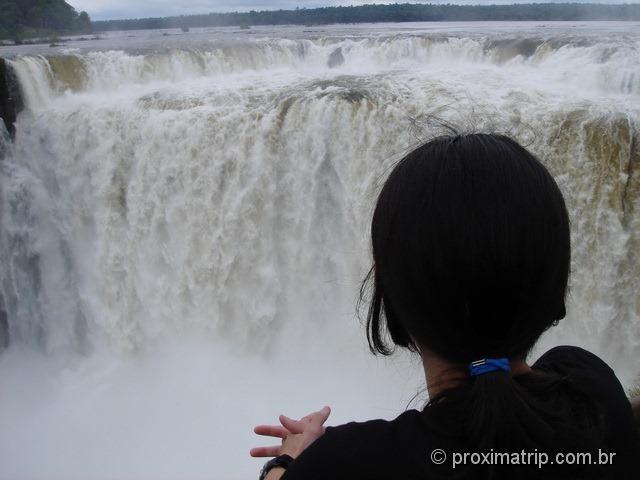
[0,26,638,479]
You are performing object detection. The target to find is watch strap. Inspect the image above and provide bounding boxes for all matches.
[259,454,295,480]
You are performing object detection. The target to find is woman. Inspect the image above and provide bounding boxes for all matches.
[250,134,640,479]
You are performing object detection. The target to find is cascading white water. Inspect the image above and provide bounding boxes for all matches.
[0,23,638,480]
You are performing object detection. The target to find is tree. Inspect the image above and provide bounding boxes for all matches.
[76,10,91,33]
[90,4,640,32]
[0,0,93,39]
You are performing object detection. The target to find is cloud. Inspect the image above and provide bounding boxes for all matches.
[69,0,638,21]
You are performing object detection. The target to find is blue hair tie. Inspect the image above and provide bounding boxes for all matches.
[469,358,510,376]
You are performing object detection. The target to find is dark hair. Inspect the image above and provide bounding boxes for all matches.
[363,134,605,478]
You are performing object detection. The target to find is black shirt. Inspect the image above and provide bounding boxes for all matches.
[281,346,639,479]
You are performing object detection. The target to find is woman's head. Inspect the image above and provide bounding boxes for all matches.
[366,133,570,364]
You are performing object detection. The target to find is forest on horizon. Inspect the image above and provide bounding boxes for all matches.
[93,3,640,31]
[1,2,638,41]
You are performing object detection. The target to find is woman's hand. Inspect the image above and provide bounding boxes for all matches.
[250,406,331,459]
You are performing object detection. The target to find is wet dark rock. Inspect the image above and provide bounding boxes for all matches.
[0,58,23,139]
[327,47,345,68]
[0,293,8,352]
[0,309,8,351]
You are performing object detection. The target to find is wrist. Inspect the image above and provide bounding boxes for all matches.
[259,455,294,480]
[264,466,285,479]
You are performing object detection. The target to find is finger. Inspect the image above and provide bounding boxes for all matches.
[249,445,281,457]
[254,425,288,438]
[302,406,331,425]
[281,406,331,434]
[316,406,331,424]
[280,415,304,434]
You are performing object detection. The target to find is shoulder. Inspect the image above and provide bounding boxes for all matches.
[533,345,616,377]
[533,345,627,402]
[282,410,428,480]
[533,345,639,453]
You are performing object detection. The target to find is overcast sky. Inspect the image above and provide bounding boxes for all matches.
[69,1,637,21]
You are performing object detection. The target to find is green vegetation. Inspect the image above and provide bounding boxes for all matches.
[2,3,637,41]
[0,0,92,41]
[93,3,640,32]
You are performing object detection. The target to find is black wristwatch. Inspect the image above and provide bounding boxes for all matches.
[259,454,295,480]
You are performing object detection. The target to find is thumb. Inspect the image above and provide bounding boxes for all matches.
[280,414,304,434]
